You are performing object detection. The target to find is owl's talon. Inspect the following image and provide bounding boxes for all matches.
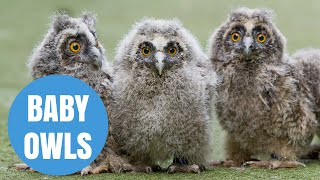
[14,164,30,171]
[268,164,274,170]
[91,165,110,174]
[297,162,306,168]
[81,163,111,175]
[167,165,175,174]
[120,164,153,173]
[80,169,89,176]
[242,161,252,167]
[120,165,133,173]
[13,163,37,172]
[80,165,93,176]
[145,166,153,173]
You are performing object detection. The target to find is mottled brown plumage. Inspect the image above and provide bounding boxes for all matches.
[290,49,320,159]
[290,49,320,128]
[15,12,140,175]
[207,8,318,168]
[110,18,218,173]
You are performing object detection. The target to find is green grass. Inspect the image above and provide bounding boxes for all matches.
[3,161,320,180]
[1,0,320,179]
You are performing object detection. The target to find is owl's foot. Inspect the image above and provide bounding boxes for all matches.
[13,163,37,173]
[81,163,156,175]
[81,165,104,176]
[167,164,204,174]
[121,164,156,173]
[210,159,258,167]
[243,160,306,169]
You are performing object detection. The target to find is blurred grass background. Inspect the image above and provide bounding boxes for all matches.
[1,0,320,179]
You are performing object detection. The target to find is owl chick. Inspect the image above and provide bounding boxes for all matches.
[111,18,217,173]
[207,8,318,168]
[290,49,320,159]
[290,49,320,124]
[15,12,140,175]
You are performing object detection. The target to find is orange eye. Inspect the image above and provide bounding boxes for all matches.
[141,47,151,57]
[69,42,81,53]
[257,33,267,43]
[168,47,177,56]
[231,32,241,42]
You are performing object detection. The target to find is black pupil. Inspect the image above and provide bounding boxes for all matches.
[144,48,149,54]
[170,48,175,54]
[259,35,265,41]
[233,34,239,40]
[73,44,79,50]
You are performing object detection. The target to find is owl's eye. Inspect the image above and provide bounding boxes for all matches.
[168,47,177,56]
[69,42,81,53]
[231,32,241,42]
[141,47,151,57]
[257,33,267,43]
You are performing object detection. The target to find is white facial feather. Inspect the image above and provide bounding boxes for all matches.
[152,36,169,51]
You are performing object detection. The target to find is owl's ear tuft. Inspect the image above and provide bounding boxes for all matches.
[229,7,274,22]
[256,8,274,21]
[81,11,96,30]
[229,7,250,21]
[51,12,71,32]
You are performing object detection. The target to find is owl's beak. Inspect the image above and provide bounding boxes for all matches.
[243,37,253,57]
[155,51,165,75]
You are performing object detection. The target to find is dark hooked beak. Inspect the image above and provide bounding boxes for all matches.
[243,36,253,58]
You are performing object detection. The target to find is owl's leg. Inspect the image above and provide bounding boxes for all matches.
[81,130,150,175]
[81,145,156,175]
[211,135,252,167]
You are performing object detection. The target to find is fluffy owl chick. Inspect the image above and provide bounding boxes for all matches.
[290,49,320,123]
[111,18,217,173]
[207,8,318,168]
[16,12,138,175]
[289,49,320,159]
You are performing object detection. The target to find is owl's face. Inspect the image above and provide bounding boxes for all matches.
[52,13,104,70]
[224,20,273,61]
[209,8,286,66]
[133,35,185,75]
[116,19,205,77]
